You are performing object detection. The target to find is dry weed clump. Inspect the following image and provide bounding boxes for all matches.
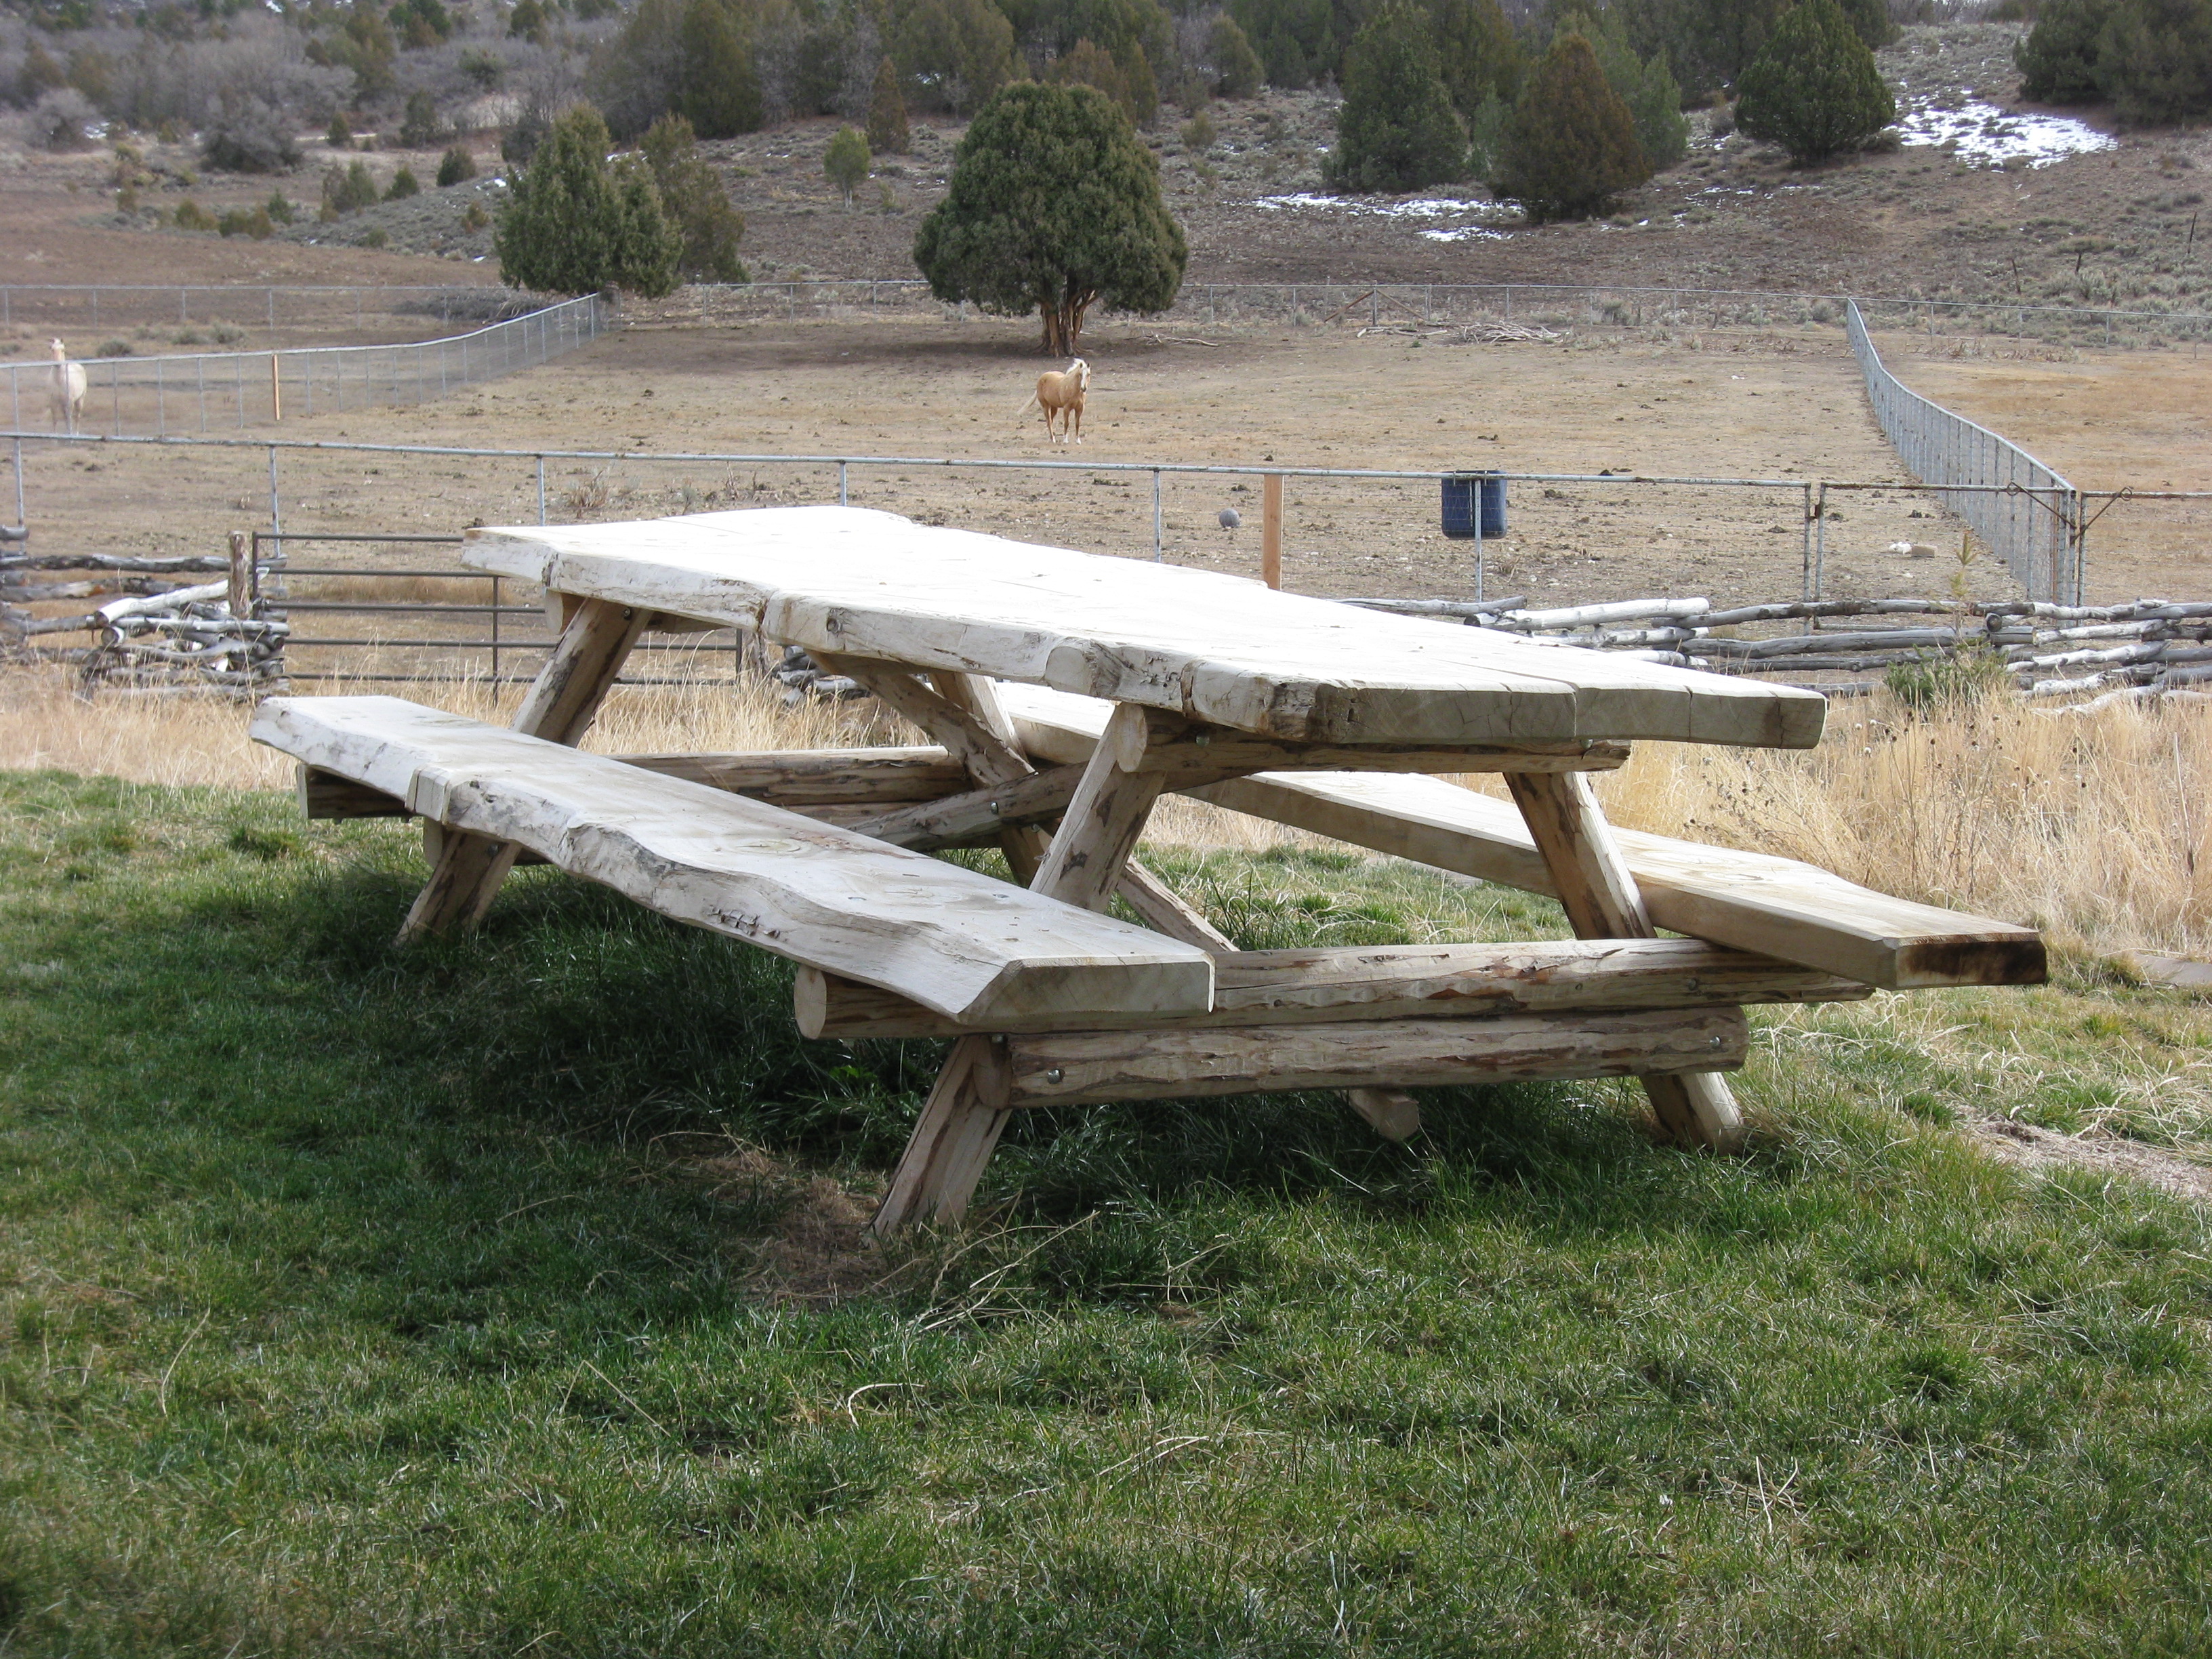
[1586,693,2212,960]
[0,664,2203,957]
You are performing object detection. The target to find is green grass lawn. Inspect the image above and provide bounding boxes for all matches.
[3,769,2211,1656]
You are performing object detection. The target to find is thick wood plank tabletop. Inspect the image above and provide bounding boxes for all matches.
[464,506,1825,750]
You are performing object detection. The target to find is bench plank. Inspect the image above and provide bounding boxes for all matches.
[250,696,1215,1028]
[999,683,2046,991]
[462,506,1825,750]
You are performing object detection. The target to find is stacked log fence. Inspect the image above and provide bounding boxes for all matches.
[1,531,281,691]
[1349,594,2212,703]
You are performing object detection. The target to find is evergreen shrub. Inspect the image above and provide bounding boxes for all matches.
[1734,0,1896,163]
[1326,0,1466,192]
[495,105,681,296]
[1492,32,1650,222]
[913,81,1186,354]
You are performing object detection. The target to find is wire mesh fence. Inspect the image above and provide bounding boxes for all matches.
[1847,299,2084,604]
[654,279,2212,348]
[0,282,516,338]
[1,292,608,438]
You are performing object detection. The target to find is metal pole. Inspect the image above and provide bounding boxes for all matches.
[1151,468,1161,561]
[1472,487,1483,605]
[537,455,547,524]
[491,573,501,681]
[839,460,848,506]
[12,436,23,531]
[1801,482,1814,600]
[1812,481,1829,601]
[268,445,281,538]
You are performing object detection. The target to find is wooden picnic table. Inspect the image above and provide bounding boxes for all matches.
[252,506,2046,1231]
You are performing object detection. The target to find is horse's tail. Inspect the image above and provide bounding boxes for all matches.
[1015,390,1040,419]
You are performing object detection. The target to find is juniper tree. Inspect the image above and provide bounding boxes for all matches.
[913,81,1187,354]
[865,55,909,152]
[824,127,870,207]
[642,113,747,281]
[495,105,681,296]
[1206,12,1265,96]
[1734,0,1895,163]
[1490,31,1649,222]
[678,0,762,139]
[1326,0,1466,192]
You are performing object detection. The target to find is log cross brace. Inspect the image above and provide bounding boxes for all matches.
[872,701,1187,1233]
[1506,771,1746,1150]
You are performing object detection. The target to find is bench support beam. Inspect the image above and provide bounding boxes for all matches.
[1507,771,1745,1151]
[399,598,647,942]
[874,703,1172,1233]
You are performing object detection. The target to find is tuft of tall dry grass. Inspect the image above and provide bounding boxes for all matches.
[1,665,2203,956]
[1584,693,2212,960]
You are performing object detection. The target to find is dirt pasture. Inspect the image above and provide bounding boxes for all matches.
[19,312,2205,624]
[1886,342,2212,602]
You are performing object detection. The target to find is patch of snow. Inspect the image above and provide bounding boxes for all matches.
[1896,96,2116,168]
[1256,190,1517,240]
[1254,192,1508,220]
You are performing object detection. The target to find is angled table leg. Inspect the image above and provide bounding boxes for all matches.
[874,703,1174,1233]
[1506,771,1745,1151]
[398,598,649,943]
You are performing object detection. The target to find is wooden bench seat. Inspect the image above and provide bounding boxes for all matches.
[998,683,2046,991]
[249,695,1215,1029]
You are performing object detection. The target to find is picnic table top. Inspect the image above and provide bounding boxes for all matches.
[464,506,1826,750]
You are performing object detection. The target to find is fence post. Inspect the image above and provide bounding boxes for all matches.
[12,436,23,532]
[268,445,281,540]
[1151,468,1162,562]
[1261,473,1283,589]
[839,460,848,507]
[270,354,281,422]
[491,573,501,682]
[268,288,275,329]
[537,455,547,524]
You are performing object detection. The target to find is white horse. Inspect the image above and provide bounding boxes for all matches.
[1019,357,1091,445]
[48,339,86,434]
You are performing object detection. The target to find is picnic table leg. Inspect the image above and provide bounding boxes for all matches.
[1505,771,1746,1151]
[932,671,1053,882]
[873,704,1174,1233]
[398,598,649,942]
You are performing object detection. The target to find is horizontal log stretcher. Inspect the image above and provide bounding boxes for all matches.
[253,506,2048,1233]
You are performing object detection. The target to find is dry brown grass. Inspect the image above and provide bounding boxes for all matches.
[1,664,2203,957]
[1585,694,2212,960]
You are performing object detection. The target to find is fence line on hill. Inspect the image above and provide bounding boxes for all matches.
[0,282,511,336]
[0,293,608,439]
[1846,300,2085,605]
[668,279,2212,347]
